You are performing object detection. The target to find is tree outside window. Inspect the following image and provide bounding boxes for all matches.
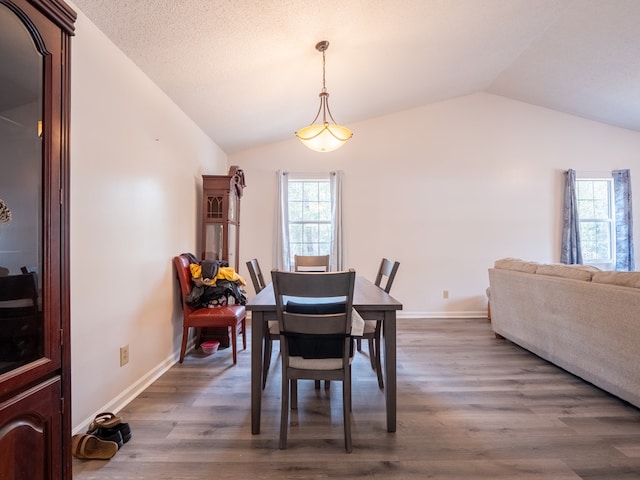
[576,178,614,264]
[288,179,331,264]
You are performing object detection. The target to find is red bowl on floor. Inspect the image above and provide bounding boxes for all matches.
[201,341,219,355]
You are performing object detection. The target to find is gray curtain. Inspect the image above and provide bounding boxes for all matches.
[612,169,635,271]
[560,169,582,264]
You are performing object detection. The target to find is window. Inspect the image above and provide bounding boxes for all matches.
[275,170,344,272]
[287,178,331,264]
[562,169,633,271]
[576,177,615,265]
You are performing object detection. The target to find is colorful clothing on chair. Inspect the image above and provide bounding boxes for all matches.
[187,259,247,308]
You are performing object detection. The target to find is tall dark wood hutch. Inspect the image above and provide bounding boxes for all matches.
[199,167,245,347]
[0,0,75,479]
[201,166,245,272]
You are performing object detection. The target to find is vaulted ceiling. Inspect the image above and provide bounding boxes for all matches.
[71,0,640,154]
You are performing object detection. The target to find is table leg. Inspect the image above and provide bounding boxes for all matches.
[383,310,397,432]
[251,311,264,434]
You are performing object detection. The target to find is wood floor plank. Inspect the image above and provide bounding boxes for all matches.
[73,318,640,479]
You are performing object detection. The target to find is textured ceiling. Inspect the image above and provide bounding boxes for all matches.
[70,0,640,154]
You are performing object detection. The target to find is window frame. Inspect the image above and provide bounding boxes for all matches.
[286,173,332,266]
[575,173,616,268]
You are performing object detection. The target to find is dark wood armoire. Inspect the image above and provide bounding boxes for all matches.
[199,167,245,347]
[0,1,75,478]
[201,166,245,272]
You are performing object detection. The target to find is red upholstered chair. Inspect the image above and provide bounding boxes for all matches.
[173,254,246,364]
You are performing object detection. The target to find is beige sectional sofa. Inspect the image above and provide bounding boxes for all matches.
[488,258,640,409]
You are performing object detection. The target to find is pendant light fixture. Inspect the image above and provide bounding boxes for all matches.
[295,40,352,152]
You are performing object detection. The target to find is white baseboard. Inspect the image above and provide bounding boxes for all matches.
[398,311,488,319]
[72,350,180,434]
[247,311,488,320]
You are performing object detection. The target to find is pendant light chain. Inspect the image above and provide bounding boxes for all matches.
[322,47,327,93]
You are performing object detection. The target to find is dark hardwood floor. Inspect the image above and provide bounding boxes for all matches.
[73,318,640,479]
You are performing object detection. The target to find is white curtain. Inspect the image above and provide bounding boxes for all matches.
[274,170,291,271]
[330,171,346,270]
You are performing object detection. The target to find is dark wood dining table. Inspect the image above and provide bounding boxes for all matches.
[246,276,403,434]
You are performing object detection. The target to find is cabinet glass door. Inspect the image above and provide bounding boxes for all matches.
[227,223,237,270]
[0,4,44,375]
[204,223,223,261]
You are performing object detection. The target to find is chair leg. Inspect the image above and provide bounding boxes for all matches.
[343,371,353,453]
[241,318,247,350]
[375,336,384,390]
[356,338,363,352]
[291,379,298,410]
[374,324,384,389]
[179,326,189,364]
[194,327,203,348]
[368,338,376,370]
[262,335,272,389]
[280,369,289,449]
[230,325,238,364]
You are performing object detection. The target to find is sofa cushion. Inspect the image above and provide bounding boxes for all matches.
[494,258,539,273]
[535,264,595,281]
[591,271,640,289]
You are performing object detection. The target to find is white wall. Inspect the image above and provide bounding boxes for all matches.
[67,4,640,432]
[231,93,640,316]
[69,5,227,429]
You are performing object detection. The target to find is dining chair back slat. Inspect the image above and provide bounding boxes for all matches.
[246,258,267,294]
[293,255,330,272]
[375,258,400,293]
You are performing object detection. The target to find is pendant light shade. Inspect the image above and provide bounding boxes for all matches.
[296,41,352,152]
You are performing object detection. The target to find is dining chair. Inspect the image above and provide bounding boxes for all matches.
[0,272,39,317]
[271,269,356,452]
[357,258,400,389]
[246,258,266,294]
[293,253,333,392]
[0,272,40,362]
[293,254,330,272]
[173,254,246,364]
[246,258,280,388]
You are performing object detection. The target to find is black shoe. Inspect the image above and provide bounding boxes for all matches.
[90,427,124,449]
[88,421,132,446]
[115,422,132,443]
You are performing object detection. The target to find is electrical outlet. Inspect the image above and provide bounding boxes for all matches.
[443,290,449,299]
[120,344,129,367]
